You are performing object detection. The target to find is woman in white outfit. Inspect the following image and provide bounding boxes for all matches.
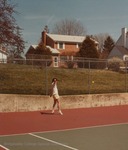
[50,78,63,115]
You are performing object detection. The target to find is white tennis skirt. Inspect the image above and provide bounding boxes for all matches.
[53,94,60,100]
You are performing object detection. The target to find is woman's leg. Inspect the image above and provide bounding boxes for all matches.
[52,99,56,113]
[56,99,63,115]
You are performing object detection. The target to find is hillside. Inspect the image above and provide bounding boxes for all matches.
[0,64,127,95]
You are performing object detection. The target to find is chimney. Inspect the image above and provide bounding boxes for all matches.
[122,27,127,48]
[42,30,46,46]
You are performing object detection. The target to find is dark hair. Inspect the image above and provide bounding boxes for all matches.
[52,78,57,83]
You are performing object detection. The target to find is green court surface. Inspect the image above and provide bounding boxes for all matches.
[0,123,128,150]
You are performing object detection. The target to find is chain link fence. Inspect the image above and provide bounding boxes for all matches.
[0,57,128,95]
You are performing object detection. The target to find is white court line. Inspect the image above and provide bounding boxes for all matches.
[0,133,28,138]
[31,122,128,134]
[29,133,78,150]
[0,144,10,150]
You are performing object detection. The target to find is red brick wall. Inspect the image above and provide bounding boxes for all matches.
[46,36,55,48]
[65,43,79,51]
[54,42,79,55]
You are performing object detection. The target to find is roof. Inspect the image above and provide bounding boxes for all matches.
[25,45,37,55]
[31,45,38,49]
[108,45,128,59]
[46,46,60,54]
[47,33,86,43]
[27,45,60,55]
[116,46,128,55]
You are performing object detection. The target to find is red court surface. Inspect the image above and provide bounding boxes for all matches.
[0,147,5,150]
[0,105,128,136]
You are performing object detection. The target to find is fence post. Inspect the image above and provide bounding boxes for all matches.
[125,61,128,92]
[45,60,48,95]
[88,60,91,94]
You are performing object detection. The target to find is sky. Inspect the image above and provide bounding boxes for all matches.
[12,0,128,53]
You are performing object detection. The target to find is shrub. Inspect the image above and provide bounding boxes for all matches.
[108,57,124,72]
[66,61,75,69]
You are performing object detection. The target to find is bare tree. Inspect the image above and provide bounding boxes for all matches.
[52,18,86,36]
[0,0,25,56]
[94,33,109,52]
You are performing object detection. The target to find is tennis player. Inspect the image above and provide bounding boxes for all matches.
[50,78,63,115]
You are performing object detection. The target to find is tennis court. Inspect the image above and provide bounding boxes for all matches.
[0,105,128,150]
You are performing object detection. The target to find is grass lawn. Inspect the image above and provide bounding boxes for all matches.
[0,63,128,95]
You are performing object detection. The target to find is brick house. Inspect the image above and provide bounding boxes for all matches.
[26,30,99,67]
[41,30,88,67]
[108,27,128,60]
[26,31,86,67]
[42,30,86,56]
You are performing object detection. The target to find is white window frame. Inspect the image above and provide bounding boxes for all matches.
[123,55,128,61]
[76,43,79,48]
[53,56,59,67]
[57,42,65,49]
[76,43,81,48]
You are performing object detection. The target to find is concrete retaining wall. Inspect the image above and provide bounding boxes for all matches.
[0,93,128,112]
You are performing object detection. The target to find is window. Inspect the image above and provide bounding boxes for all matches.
[58,43,65,49]
[54,57,58,62]
[59,43,63,49]
[53,57,58,67]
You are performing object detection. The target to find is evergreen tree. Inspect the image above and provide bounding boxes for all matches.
[34,42,52,66]
[79,36,99,58]
[102,36,115,58]
[35,42,51,56]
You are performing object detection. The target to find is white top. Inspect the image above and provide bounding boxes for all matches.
[52,82,58,95]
